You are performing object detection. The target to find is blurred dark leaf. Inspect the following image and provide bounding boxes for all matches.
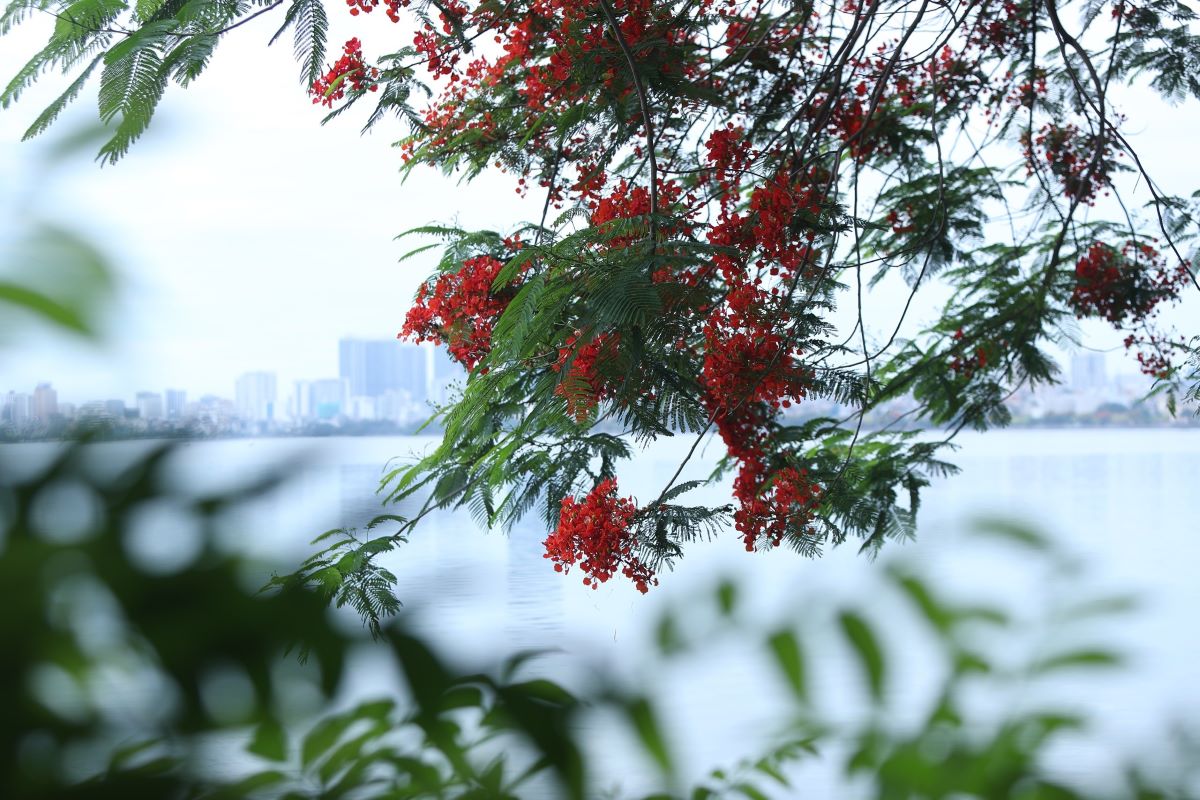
[766,628,807,702]
[247,717,288,762]
[838,611,886,702]
[1031,648,1123,674]
[625,695,675,779]
[970,517,1053,552]
[716,579,738,616]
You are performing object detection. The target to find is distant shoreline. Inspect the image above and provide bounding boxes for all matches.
[4,418,1198,444]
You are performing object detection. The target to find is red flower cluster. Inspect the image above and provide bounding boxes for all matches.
[1071,241,1188,324]
[703,125,750,210]
[946,326,990,376]
[949,347,988,377]
[591,178,651,226]
[553,332,619,421]
[589,177,685,248]
[542,478,657,592]
[830,97,876,160]
[1008,73,1048,108]
[388,0,706,173]
[689,162,827,551]
[886,207,916,234]
[1071,241,1192,378]
[702,307,805,427]
[1023,124,1112,204]
[702,307,821,550]
[968,1,1029,51]
[310,39,379,107]
[1126,333,1175,380]
[400,255,514,370]
[732,460,821,551]
[748,174,823,267]
[346,0,407,21]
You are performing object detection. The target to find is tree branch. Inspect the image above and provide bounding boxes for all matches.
[598,0,659,249]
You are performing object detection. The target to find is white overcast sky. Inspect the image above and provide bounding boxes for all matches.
[1,10,1198,404]
[0,12,546,403]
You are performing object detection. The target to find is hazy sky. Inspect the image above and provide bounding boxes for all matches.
[0,13,547,403]
[1,12,1198,405]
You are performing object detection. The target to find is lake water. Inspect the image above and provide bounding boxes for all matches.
[8,429,1199,794]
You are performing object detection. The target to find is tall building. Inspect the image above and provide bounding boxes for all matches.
[291,378,349,421]
[4,392,32,425]
[1071,352,1107,393]
[195,395,236,425]
[339,338,429,401]
[104,399,127,419]
[347,395,377,420]
[136,391,164,420]
[78,401,110,420]
[165,389,187,420]
[32,383,57,421]
[308,378,348,420]
[235,372,277,423]
[292,380,314,421]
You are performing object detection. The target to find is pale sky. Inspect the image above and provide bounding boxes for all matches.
[0,12,545,403]
[1,12,1197,405]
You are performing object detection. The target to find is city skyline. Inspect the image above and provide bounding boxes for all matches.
[2,347,1155,406]
[2,337,464,433]
[4,343,1183,436]
[1,336,458,407]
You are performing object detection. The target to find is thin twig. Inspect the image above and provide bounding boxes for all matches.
[598,0,660,249]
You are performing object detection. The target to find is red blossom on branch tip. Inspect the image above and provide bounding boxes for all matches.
[553,332,619,421]
[400,254,521,370]
[1021,123,1114,206]
[542,478,657,593]
[733,461,822,551]
[345,0,409,20]
[1070,241,1191,378]
[310,39,380,107]
[1070,241,1189,325]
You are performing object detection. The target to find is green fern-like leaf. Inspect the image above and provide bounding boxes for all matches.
[96,24,170,163]
[21,51,103,139]
[51,0,128,40]
[270,0,326,87]
[0,0,51,34]
[162,34,216,86]
[134,0,165,22]
[2,45,53,108]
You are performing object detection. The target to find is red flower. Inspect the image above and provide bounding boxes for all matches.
[732,460,821,551]
[400,254,519,370]
[553,332,619,421]
[1070,241,1188,324]
[310,39,379,107]
[542,478,657,593]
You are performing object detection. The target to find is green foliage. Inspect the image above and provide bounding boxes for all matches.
[1109,0,1200,102]
[96,24,169,162]
[2,0,325,158]
[269,521,405,638]
[0,220,116,339]
[5,436,1199,799]
[19,51,103,139]
[2,0,1198,598]
[270,0,326,87]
